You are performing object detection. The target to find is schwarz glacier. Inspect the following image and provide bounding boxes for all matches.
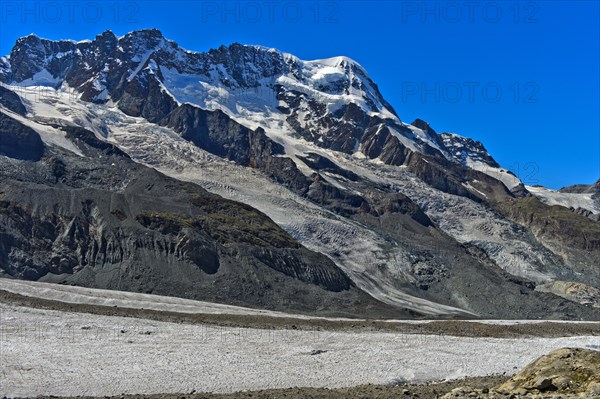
[0,28,599,319]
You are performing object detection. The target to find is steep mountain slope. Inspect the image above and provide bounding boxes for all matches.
[1,29,599,319]
[0,106,412,318]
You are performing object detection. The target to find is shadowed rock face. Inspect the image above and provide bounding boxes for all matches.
[0,112,44,161]
[0,86,27,115]
[0,186,352,294]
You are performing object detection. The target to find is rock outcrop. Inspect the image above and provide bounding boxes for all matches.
[441,347,600,398]
[497,348,600,397]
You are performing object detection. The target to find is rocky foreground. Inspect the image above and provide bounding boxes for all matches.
[442,347,600,398]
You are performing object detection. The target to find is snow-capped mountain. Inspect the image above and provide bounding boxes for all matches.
[1,29,512,186]
[1,29,598,319]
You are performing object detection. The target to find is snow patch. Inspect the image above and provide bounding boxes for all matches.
[527,185,599,214]
[467,159,522,190]
[13,69,60,87]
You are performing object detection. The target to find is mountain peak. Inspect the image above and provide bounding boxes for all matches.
[411,118,437,134]
[96,30,118,40]
[412,118,430,129]
[315,55,359,67]
[15,33,42,46]
[124,28,165,38]
[440,132,501,168]
[120,28,166,49]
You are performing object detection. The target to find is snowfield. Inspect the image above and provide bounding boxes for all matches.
[0,301,598,397]
[527,185,599,214]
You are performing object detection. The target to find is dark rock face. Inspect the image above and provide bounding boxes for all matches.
[411,118,433,132]
[118,73,179,121]
[284,97,373,154]
[366,192,434,227]
[8,34,72,84]
[305,173,370,217]
[297,152,360,181]
[0,188,352,305]
[0,118,402,316]
[0,86,27,115]
[401,151,513,204]
[163,105,269,164]
[572,206,595,219]
[0,112,44,161]
[498,197,600,252]
[411,118,445,149]
[0,86,44,161]
[62,126,130,158]
[439,132,501,168]
[362,123,411,165]
[160,104,313,195]
[0,56,11,81]
[559,179,600,194]
[510,183,531,198]
[250,247,352,292]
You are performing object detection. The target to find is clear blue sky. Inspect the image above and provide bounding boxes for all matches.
[1,0,598,188]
